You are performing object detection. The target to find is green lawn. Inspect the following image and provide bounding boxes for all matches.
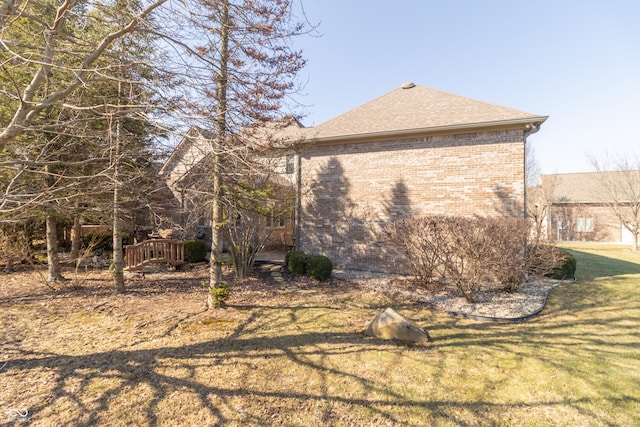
[1,243,639,426]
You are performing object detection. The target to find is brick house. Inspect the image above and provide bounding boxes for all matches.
[296,82,547,272]
[157,127,214,241]
[534,171,638,244]
[160,82,547,272]
[159,124,302,248]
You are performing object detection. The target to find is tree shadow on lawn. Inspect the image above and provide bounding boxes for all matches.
[5,298,637,426]
[1,332,610,426]
[3,250,640,425]
[0,270,206,307]
[425,273,640,424]
[564,249,640,282]
[3,315,421,425]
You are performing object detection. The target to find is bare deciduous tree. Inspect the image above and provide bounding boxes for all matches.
[2,1,310,299]
[528,174,560,243]
[590,153,640,251]
[2,1,173,288]
[525,142,541,189]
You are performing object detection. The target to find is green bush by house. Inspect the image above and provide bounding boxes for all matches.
[286,251,333,281]
[305,255,333,281]
[185,239,207,263]
[286,251,308,275]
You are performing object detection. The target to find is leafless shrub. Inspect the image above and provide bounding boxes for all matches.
[384,215,565,302]
[69,235,107,288]
[383,217,445,290]
[526,244,570,278]
[0,226,30,273]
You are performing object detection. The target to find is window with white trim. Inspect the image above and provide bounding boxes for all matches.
[285,154,295,174]
[576,217,593,232]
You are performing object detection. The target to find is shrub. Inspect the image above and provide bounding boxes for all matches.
[184,239,207,263]
[284,250,294,267]
[383,217,441,284]
[384,215,559,301]
[81,233,133,252]
[305,255,333,281]
[286,251,308,275]
[549,249,577,280]
[121,234,134,247]
[228,243,255,278]
[0,227,30,272]
[526,245,569,278]
[208,282,231,308]
[82,233,112,252]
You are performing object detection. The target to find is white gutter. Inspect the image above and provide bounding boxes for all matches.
[301,116,549,146]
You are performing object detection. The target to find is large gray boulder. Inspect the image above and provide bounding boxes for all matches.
[364,308,431,344]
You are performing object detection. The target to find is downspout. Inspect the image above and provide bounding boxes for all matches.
[523,122,542,219]
[295,151,302,251]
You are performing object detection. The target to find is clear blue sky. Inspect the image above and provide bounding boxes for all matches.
[292,0,640,174]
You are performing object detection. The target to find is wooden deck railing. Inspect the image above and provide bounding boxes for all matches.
[125,239,185,270]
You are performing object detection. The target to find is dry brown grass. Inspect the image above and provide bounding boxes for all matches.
[1,249,639,426]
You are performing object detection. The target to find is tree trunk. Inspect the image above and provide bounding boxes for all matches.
[71,214,82,261]
[4,257,13,274]
[111,102,126,293]
[208,158,224,307]
[112,129,125,293]
[46,213,65,282]
[207,0,229,309]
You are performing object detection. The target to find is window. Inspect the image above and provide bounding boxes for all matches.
[576,217,593,232]
[285,154,295,174]
[266,216,286,228]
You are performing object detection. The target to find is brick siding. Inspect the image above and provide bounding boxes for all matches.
[299,129,526,272]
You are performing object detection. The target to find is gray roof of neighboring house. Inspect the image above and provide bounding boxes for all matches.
[542,171,640,204]
[305,82,547,142]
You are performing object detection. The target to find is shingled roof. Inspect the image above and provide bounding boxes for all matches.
[306,82,547,142]
[542,171,640,204]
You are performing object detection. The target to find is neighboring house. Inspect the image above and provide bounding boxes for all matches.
[534,171,639,244]
[160,82,547,272]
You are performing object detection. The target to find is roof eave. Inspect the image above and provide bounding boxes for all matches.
[301,116,549,145]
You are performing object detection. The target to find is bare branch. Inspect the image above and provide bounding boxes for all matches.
[0,157,108,167]
[589,152,640,251]
[0,0,169,150]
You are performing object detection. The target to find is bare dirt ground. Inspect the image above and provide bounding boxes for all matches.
[1,262,332,354]
[2,263,377,425]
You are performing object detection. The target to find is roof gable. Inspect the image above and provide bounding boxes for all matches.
[308,83,547,141]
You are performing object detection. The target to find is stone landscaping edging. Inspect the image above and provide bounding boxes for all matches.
[447,277,576,323]
[447,301,548,323]
[258,262,574,322]
[335,270,574,322]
